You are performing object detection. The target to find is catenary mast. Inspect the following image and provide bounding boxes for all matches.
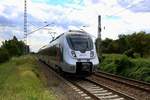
[24,0,28,53]
[97,15,102,58]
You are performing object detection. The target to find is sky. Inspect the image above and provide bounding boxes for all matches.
[0,0,150,52]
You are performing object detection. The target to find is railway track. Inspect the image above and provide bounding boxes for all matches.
[69,78,135,100]
[40,60,149,99]
[40,60,135,100]
[94,71,150,93]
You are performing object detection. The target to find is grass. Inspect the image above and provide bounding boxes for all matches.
[0,55,56,100]
[99,54,150,82]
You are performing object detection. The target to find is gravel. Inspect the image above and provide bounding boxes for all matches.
[88,75,150,100]
[38,61,87,100]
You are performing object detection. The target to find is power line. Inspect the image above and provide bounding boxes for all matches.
[19,24,51,40]
[108,0,144,16]
[27,24,50,35]
[27,22,37,28]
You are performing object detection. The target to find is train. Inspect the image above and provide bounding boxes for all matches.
[38,30,99,76]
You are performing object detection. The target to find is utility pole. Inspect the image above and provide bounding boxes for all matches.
[97,15,102,59]
[24,0,28,54]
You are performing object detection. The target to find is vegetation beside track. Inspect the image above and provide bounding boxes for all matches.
[99,54,150,82]
[0,55,56,100]
[0,36,29,63]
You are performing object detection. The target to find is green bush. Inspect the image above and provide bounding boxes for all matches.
[1,36,28,58]
[129,58,150,82]
[115,56,132,75]
[133,53,141,58]
[144,77,150,82]
[124,49,134,58]
[99,54,123,74]
[103,62,117,74]
[100,54,150,82]
[0,48,10,63]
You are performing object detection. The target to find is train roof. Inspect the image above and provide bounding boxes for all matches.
[68,29,87,33]
[66,30,88,35]
[49,30,89,43]
[38,30,91,52]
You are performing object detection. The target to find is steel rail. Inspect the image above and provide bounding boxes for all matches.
[85,78,135,100]
[94,71,150,93]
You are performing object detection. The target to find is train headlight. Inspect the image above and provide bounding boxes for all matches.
[71,51,76,57]
[90,51,94,57]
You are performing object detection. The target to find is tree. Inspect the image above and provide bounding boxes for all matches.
[128,31,150,57]
[107,40,119,53]
[101,38,113,53]
[99,31,150,57]
[118,35,130,53]
[1,36,29,57]
[0,48,9,63]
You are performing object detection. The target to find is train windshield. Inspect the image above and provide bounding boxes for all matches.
[67,34,93,51]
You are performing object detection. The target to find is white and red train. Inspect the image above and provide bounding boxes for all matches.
[38,30,99,76]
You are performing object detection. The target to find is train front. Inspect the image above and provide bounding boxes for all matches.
[63,32,99,75]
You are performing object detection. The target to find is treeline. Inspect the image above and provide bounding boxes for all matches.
[0,36,29,63]
[97,31,150,57]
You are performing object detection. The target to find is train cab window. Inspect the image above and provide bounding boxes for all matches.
[67,34,93,51]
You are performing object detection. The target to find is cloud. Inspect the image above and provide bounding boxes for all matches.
[0,0,150,51]
[0,16,13,26]
[118,0,150,12]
